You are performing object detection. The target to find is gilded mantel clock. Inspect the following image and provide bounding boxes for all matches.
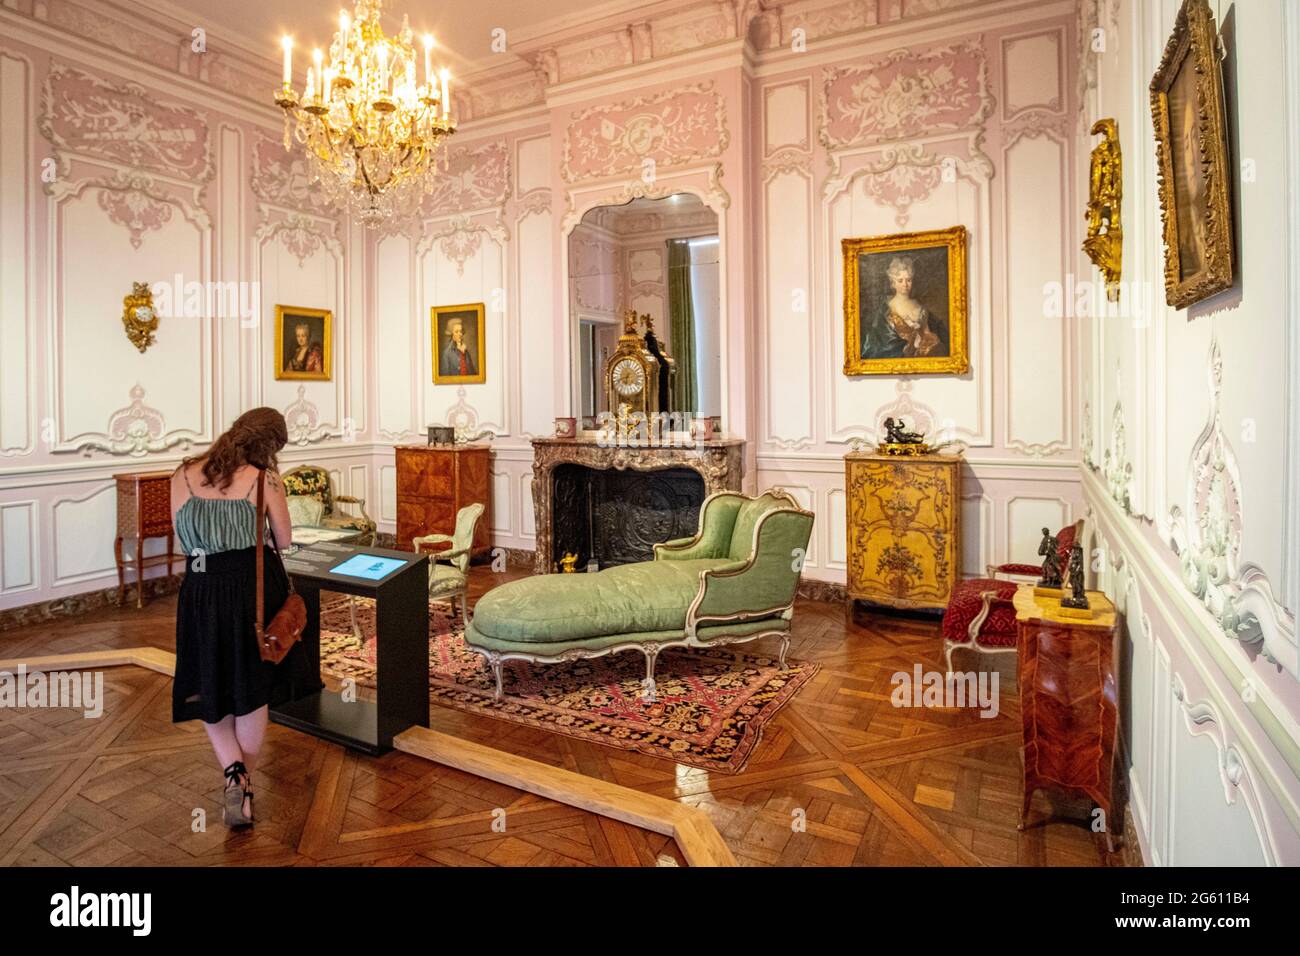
[604,309,660,417]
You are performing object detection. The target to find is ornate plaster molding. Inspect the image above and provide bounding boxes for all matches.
[1170,673,1279,863]
[93,172,175,247]
[818,39,993,152]
[561,81,729,184]
[255,212,343,268]
[75,384,197,457]
[1102,398,1132,514]
[283,385,333,445]
[1166,339,1298,677]
[39,61,213,185]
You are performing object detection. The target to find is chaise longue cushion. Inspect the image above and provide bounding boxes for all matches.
[470,557,747,645]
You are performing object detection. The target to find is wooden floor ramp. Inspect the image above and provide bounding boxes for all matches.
[0,647,735,867]
[393,726,736,867]
[0,646,176,677]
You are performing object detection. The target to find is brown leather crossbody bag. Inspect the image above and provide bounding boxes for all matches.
[254,469,306,664]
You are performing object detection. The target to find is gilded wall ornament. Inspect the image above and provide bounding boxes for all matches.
[1082,118,1123,301]
[120,282,158,353]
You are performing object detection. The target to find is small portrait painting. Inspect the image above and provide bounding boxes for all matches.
[843,226,968,376]
[432,302,486,385]
[1150,0,1234,308]
[274,306,331,381]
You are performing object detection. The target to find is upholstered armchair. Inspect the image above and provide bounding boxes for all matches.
[941,518,1084,674]
[281,465,377,545]
[413,503,484,626]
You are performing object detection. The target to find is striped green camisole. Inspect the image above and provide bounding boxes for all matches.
[173,468,260,555]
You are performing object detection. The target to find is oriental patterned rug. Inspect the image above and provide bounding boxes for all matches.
[318,596,819,774]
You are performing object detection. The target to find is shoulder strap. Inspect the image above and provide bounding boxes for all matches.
[253,469,295,643]
[179,463,195,494]
[255,470,265,640]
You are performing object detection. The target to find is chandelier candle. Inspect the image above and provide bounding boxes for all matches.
[273,0,457,226]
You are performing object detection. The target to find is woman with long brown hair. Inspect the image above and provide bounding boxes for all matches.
[170,407,317,828]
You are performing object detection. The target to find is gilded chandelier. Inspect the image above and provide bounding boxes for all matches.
[274,0,456,226]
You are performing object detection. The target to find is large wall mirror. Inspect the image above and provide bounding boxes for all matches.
[568,193,721,421]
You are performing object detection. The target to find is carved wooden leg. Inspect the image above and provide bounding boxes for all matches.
[491,657,504,699]
[114,537,126,607]
[134,535,145,609]
[778,634,790,669]
[461,588,472,627]
[642,647,659,703]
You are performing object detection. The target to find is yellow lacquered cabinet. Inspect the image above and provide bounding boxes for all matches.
[845,451,962,611]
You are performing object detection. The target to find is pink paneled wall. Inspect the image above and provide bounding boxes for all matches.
[751,12,1083,582]
[0,0,1083,611]
[0,21,371,613]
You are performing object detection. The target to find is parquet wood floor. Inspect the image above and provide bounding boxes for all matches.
[0,568,1123,867]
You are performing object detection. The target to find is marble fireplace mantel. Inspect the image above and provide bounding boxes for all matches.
[530,436,745,574]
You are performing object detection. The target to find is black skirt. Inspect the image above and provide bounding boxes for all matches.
[172,546,319,724]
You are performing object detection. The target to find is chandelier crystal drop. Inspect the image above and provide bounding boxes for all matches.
[274,0,456,226]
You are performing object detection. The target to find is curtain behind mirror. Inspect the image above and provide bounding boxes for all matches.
[667,237,698,413]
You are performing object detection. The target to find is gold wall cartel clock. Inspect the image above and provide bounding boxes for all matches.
[121,281,158,353]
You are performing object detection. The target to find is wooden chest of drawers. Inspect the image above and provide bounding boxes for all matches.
[844,451,962,612]
[394,445,491,555]
[1013,585,1120,848]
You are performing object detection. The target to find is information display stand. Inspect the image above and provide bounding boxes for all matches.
[270,543,428,755]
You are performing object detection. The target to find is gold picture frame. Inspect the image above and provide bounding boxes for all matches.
[432,302,486,385]
[274,305,332,381]
[1150,0,1234,309]
[843,225,969,376]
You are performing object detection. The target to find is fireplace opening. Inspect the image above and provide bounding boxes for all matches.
[550,464,706,571]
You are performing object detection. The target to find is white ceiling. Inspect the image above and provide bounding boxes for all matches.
[156,0,604,71]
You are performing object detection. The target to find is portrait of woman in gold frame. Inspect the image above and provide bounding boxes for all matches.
[843,225,969,376]
[431,302,487,385]
[1149,0,1234,309]
[274,305,332,381]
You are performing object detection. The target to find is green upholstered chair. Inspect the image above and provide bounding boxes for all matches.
[464,489,814,701]
[281,465,376,545]
[413,503,485,626]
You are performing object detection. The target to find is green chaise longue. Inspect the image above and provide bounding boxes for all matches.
[463,489,815,700]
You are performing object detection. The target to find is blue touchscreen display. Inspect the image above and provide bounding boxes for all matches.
[330,554,406,581]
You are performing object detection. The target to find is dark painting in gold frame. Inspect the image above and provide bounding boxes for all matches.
[1150,0,1234,309]
[843,225,969,376]
[274,305,332,381]
[431,302,486,385]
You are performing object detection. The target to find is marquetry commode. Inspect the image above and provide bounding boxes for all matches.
[844,451,962,613]
[394,445,492,558]
[1013,585,1120,848]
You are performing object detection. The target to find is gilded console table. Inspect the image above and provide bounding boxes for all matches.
[844,450,962,612]
[1013,585,1120,849]
[529,436,744,574]
[114,470,182,609]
